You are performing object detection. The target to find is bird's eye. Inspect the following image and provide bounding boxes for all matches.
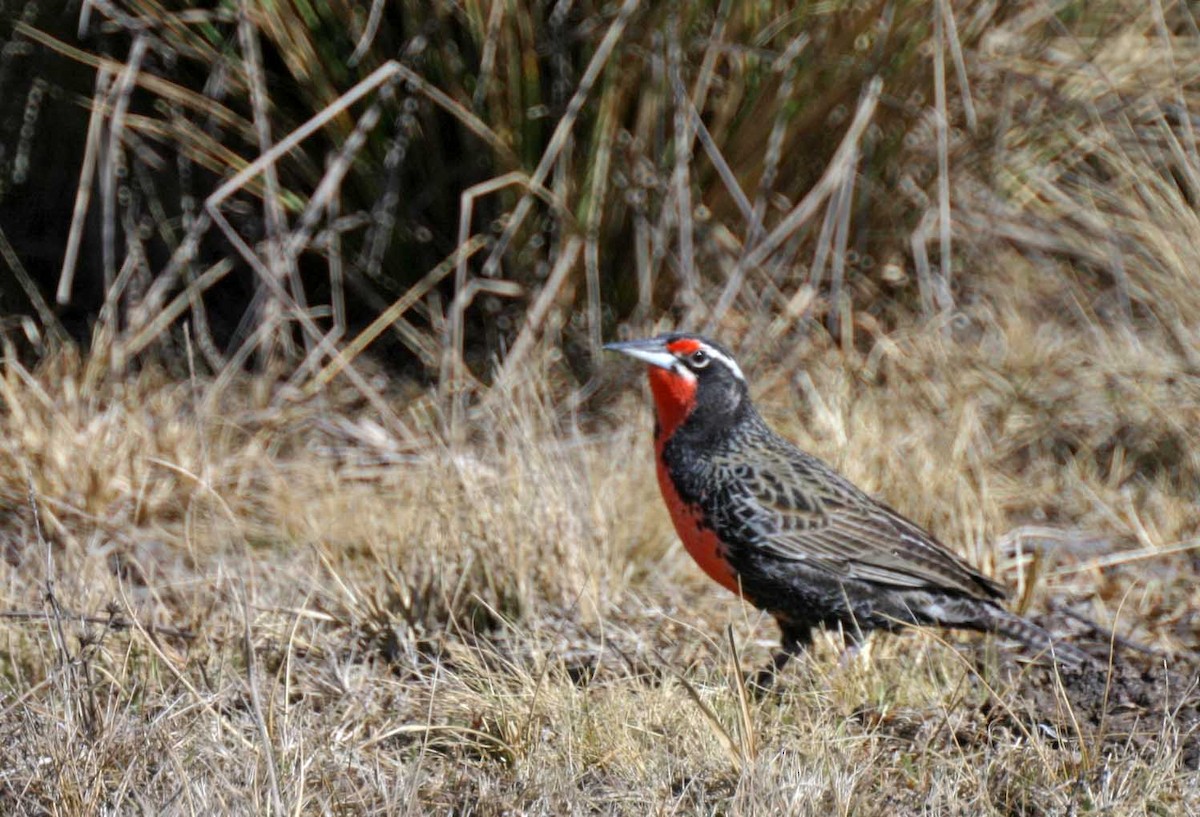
[689,349,710,368]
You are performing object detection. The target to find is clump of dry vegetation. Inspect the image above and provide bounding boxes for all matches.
[1,1,1200,814]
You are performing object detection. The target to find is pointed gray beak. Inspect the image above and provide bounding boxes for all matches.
[603,338,677,371]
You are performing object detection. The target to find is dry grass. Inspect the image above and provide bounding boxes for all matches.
[2,301,1200,814]
[3,1,1200,814]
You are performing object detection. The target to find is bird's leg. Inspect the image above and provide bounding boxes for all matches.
[749,627,811,694]
[835,619,873,667]
[836,626,867,669]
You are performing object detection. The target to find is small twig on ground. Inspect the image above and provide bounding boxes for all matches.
[0,608,198,642]
[241,583,284,816]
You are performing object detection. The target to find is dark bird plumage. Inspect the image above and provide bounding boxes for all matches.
[606,332,1094,677]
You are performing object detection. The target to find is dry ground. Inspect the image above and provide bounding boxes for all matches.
[2,271,1200,815]
[4,4,1200,812]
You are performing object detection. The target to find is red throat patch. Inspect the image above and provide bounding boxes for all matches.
[647,366,697,440]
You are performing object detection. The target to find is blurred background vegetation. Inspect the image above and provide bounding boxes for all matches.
[0,1,1197,416]
[4,5,1200,811]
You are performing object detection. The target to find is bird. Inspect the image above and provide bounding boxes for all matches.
[605,332,1094,680]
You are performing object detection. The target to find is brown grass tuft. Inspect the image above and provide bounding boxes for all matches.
[3,1,1200,813]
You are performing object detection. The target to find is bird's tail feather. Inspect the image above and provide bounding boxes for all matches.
[983,606,1097,669]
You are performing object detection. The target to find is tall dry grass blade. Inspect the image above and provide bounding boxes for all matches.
[57,65,112,307]
[97,253,143,368]
[15,22,251,135]
[121,259,234,359]
[825,160,858,338]
[241,584,284,817]
[237,0,296,363]
[306,235,486,396]
[326,189,346,346]
[0,228,67,344]
[205,59,511,215]
[25,470,69,677]
[207,206,416,443]
[77,0,94,36]
[634,202,653,323]
[1052,538,1200,577]
[726,624,756,763]
[668,14,698,317]
[672,71,755,228]
[446,170,529,415]
[101,35,147,294]
[582,80,619,360]
[495,234,583,386]
[932,0,954,315]
[446,278,524,377]
[748,33,810,251]
[807,179,842,301]
[938,0,976,134]
[479,0,641,279]
[708,77,883,330]
[348,0,387,67]
[690,0,734,114]
[283,97,383,263]
[669,661,744,772]
[444,171,575,436]
[472,0,507,110]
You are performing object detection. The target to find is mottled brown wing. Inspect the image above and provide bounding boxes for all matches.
[715,442,1006,600]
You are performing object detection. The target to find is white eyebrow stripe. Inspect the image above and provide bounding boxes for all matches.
[699,343,744,381]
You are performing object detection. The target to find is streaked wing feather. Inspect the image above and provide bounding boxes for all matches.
[760,503,950,589]
[721,443,1004,598]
